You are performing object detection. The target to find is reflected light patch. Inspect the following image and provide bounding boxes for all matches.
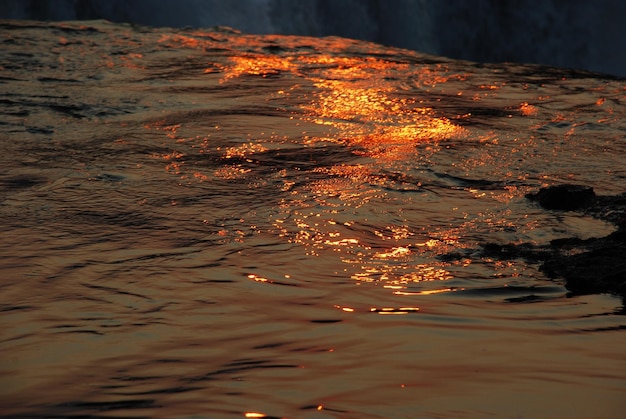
[158,33,204,49]
[374,246,411,259]
[349,261,453,288]
[146,37,469,294]
[219,52,467,163]
[302,76,466,160]
[214,165,251,179]
[394,287,459,296]
[370,307,420,315]
[520,102,539,116]
[221,55,297,81]
[416,239,442,248]
[248,274,271,283]
[325,238,360,246]
[224,142,268,159]
[397,267,453,283]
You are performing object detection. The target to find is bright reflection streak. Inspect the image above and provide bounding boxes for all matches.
[394,288,460,296]
[214,166,251,179]
[220,54,467,161]
[147,35,472,293]
[334,305,420,315]
[248,274,270,283]
[519,102,539,116]
[296,58,467,162]
[374,246,411,259]
[224,142,268,159]
[353,263,453,287]
[221,55,297,81]
[370,307,420,315]
[302,79,464,158]
[252,50,460,290]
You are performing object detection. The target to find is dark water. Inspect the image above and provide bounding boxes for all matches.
[1,20,625,418]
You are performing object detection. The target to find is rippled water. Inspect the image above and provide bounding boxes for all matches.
[1,20,625,418]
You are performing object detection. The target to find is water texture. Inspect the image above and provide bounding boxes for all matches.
[0,20,625,418]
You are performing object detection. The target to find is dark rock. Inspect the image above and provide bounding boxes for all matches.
[504,294,545,303]
[484,186,626,300]
[437,251,469,262]
[607,229,626,243]
[481,242,547,261]
[589,193,626,229]
[526,184,596,210]
[542,246,626,296]
[549,237,586,247]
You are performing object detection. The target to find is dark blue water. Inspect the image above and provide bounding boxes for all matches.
[0,19,625,418]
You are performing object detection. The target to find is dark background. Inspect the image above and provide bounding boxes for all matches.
[2,0,625,77]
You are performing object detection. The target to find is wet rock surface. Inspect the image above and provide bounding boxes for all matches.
[486,185,626,299]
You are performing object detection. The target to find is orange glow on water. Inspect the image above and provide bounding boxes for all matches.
[219,51,467,161]
[248,274,270,283]
[298,58,466,160]
[6,22,626,419]
[213,166,251,179]
[211,47,468,290]
[221,55,297,81]
[160,33,191,47]
[519,102,538,116]
[394,287,459,296]
[374,246,411,259]
[223,142,268,159]
[145,35,474,291]
[370,307,420,315]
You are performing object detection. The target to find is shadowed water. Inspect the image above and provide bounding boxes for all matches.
[0,20,625,418]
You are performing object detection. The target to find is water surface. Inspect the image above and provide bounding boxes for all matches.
[1,20,625,418]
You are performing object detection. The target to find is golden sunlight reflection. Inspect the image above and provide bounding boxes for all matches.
[370,307,420,315]
[333,304,420,315]
[299,75,466,162]
[8,24,624,419]
[224,142,268,158]
[519,102,539,116]
[221,55,297,81]
[220,53,467,162]
[247,274,270,283]
[374,246,411,259]
[394,287,460,296]
[146,36,475,293]
[352,263,453,287]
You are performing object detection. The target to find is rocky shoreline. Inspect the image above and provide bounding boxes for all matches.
[483,185,626,300]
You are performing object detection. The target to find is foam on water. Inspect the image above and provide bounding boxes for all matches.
[0,20,625,418]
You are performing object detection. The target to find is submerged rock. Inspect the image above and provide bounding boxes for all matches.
[486,186,626,299]
[526,184,596,210]
[541,187,626,298]
[542,244,626,296]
